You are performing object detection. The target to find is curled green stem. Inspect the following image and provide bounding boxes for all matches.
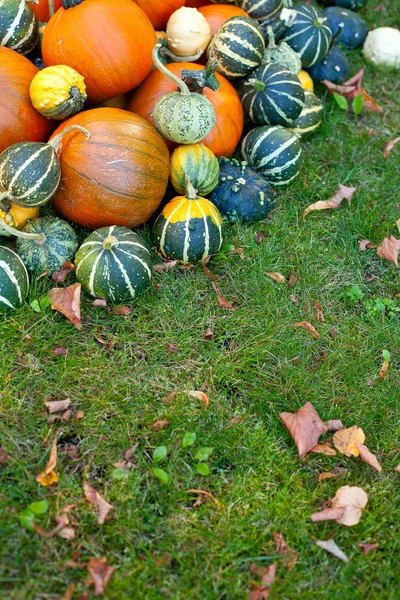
[185,176,198,200]
[152,44,191,96]
[161,47,203,62]
[0,217,46,244]
[49,124,91,154]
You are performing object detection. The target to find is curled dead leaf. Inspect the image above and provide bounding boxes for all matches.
[49,283,82,330]
[325,419,345,432]
[280,402,328,458]
[153,260,178,273]
[204,328,213,340]
[52,261,75,283]
[290,321,320,339]
[165,342,178,352]
[303,184,356,220]
[379,360,389,379]
[357,542,379,555]
[288,274,298,287]
[0,447,10,464]
[333,426,365,457]
[311,485,368,527]
[358,239,376,251]
[248,563,277,600]
[87,557,115,596]
[314,302,325,322]
[53,346,68,357]
[152,419,169,432]
[112,305,131,316]
[92,298,107,308]
[44,399,71,414]
[73,411,84,420]
[162,391,177,404]
[186,489,221,509]
[318,471,343,483]
[265,272,285,283]
[36,436,58,486]
[212,282,238,310]
[316,539,349,564]
[376,236,400,267]
[83,481,113,525]
[273,532,298,570]
[384,137,400,160]
[187,390,209,408]
[310,443,336,456]
[355,442,382,472]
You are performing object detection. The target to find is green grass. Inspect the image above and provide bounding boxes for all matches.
[1,3,400,599]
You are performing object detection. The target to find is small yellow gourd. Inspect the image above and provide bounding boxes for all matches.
[0,203,39,237]
[166,7,212,57]
[29,65,87,120]
[298,70,314,92]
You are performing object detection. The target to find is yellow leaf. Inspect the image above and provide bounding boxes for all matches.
[310,443,336,456]
[333,426,365,457]
[265,272,285,283]
[36,470,58,486]
[187,390,210,408]
[36,437,58,486]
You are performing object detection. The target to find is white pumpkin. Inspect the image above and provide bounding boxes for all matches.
[166,7,212,57]
[362,27,400,68]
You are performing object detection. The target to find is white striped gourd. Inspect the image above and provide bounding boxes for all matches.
[0,0,38,55]
[152,178,223,264]
[280,5,332,68]
[241,125,302,186]
[239,0,284,22]
[0,125,90,208]
[0,245,29,311]
[287,91,323,138]
[241,63,305,126]
[75,226,153,303]
[207,16,265,79]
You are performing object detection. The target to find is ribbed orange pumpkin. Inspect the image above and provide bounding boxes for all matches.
[0,47,55,154]
[28,0,62,22]
[133,0,186,30]
[49,108,170,230]
[198,4,249,35]
[186,0,212,7]
[42,0,157,104]
[128,63,243,158]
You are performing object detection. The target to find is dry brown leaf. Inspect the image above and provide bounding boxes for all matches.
[44,399,71,414]
[204,328,213,340]
[265,272,285,283]
[92,298,107,307]
[49,283,82,330]
[83,481,113,525]
[323,67,383,112]
[186,489,221,509]
[355,442,382,472]
[318,472,343,483]
[310,443,336,456]
[187,390,209,408]
[290,321,320,339]
[55,505,76,541]
[229,416,243,426]
[52,261,75,283]
[289,294,298,303]
[112,305,131,316]
[125,443,139,460]
[395,464,400,472]
[87,557,115,595]
[303,184,356,219]
[153,260,178,273]
[74,411,84,420]
[311,506,346,522]
[0,447,10,464]
[312,485,368,527]
[152,419,169,432]
[289,274,298,287]
[53,346,68,357]
[162,391,177,404]
[333,426,365,457]
[325,419,345,432]
[202,261,218,281]
[212,282,238,310]
[314,302,325,322]
[316,540,349,564]
[255,232,265,245]
[57,583,76,600]
[36,436,58,486]
[165,342,178,352]
[248,563,277,600]
[280,402,328,458]
[379,360,389,379]
[358,239,376,251]
[273,532,298,570]
[376,236,400,267]
[384,137,400,160]
[357,542,379,555]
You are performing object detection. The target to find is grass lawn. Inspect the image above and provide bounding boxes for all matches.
[1,2,400,599]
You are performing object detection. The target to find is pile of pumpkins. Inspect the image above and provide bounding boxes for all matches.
[0,0,397,312]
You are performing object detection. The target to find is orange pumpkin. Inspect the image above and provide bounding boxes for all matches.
[128,63,243,158]
[198,4,249,36]
[28,0,62,22]
[133,0,186,30]
[0,47,55,154]
[186,0,212,7]
[49,108,170,230]
[42,0,157,104]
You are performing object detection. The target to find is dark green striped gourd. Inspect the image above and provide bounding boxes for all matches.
[15,216,79,274]
[75,226,152,303]
[152,180,223,264]
[281,5,332,67]
[239,0,284,22]
[0,245,29,311]
[307,46,350,84]
[241,126,302,186]
[324,7,368,49]
[0,125,90,208]
[207,16,265,79]
[287,91,323,138]
[241,63,305,126]
[0,0,38,55]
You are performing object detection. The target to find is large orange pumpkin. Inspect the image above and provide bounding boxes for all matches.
[133,0,186,30]
[128,63,243,158]
[186,0,211,7]
[28,0,62,22]
[198,4,249,35]
[0,47,55,153]
[42,0,157,104]
[49,108,170,230]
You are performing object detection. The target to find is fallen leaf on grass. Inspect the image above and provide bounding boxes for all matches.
[357,542,379,555]
[229,416,243,426]
[323,67,383,112]
[316,540,349,563]
[376,236,400,267]
[384,137,400,160]
[83,482,113,525]
[49,283,82,330]
[74,411,84,420]
[379,360,389,379]
[204,328,213,340]
[153,260,178,273]
[289,294,298,303]
[187,390,209,408]
[112,305,131,316]
[53,346,68,357]
[52,262,75,283]
[325,419,345,432]
[162,391,177,404]
[202,261,218,281]
[186,489,221,509]
[395,464,400,472]
[333,426,365,457]
[55,505,76,540]
[255,232,265,245]
[44,399,71,414]
[303,184,356,220]
[314,302,325,322]
[318,472,343,483]
[248,563,277,600]
[280,402,328,458]
[311,485,368,527]
[212,282,238,310]
[0,447,10,464]
[87,557,115,596]
[165,342,178,352]
[92,298,107,308]
[289,274,298,287]
[152,419,169,432]
[36,436,58,486]
[355,442,382,472]
[125,443,139,460]
[358,239,376,251]
[273,532,298,570]
[265,272,285,283]
[57,583,75,600]
[290,321,320,339]
[310,444,336,456]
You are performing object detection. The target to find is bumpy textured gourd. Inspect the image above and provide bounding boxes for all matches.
[75,226,153,303]
[287,91,323,138]
[0,245,29,311]
[15,216,79,274]
[307,46,350,83]
[152,177,223,264]
[166,6,212,57]
[170,144,220,196]
[0,125,90,208]
[208,157,275,223]
[29,64,87,120]
[151,44,216,144]
[363,27,400,68]
[241,63,305,126]
[0,0,38,55]
[324,6,368,49]
[262,26,301,74]
[281,6,332,67]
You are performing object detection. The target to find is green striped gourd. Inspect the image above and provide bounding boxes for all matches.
[75,226,152,303]
[170,144,220,196]
[207,16,265,79]
[15,216,79,274]
[280,5,332,68]
[151,44,215,144]
[152,178,223,264]
[0,245,29,311]
[262,26,302,74]
[241,63,305,126]
[241,125,302,186]
[240,0,284,22]
[0,125,90,208]
[0,0,38,55]
[287,91,323,137]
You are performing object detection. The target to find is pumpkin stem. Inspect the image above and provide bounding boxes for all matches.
[266,26,277,49]
[185,176,198,200]
[248,78,266,92]
[160,47,203,63]
[0,217,46,244]
[102,236,118,250]
[49,125,90,154]
[314,17,327,28]
[0,191,10,205]
[181,58,220,94]
[61,0,84,8]
[152,44,191,96]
